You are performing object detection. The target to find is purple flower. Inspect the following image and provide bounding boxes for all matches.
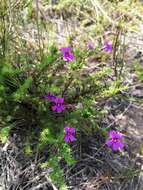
[103,41,112,52]
[44,92,56,102]
[87,41,94,49]
[106,130,124,151]
[60,46,74,62]
[51,97,65,113]
[64,126,75,143]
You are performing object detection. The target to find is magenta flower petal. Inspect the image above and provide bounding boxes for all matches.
[52,105,57,111]
[61,105,65,111]
[57,107,62,113]
[109,130,116,137]
[54,97,59,104]
[118,141,124,149]
[106,130,124,151]
[51,97,65,113]
[109,130,122,139]
[69,135,75,142]
[64,135,70,143]
[106,139,113,147]
[103,41,112,52]
[112,141,124,151]
[67,54,74,61]
[60,47,71,53]
[60,46,74,62]
[67,46,71,52]
[87,41,94,49]
[44,92,56,102]
[69,127,75,133]
[60,48,65,53]
[63,57,68,61]
[64,127,70,132]
[64,126,75,143]
[59,98,64,104]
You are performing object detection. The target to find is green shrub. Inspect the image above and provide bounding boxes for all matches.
[0,1,127,188]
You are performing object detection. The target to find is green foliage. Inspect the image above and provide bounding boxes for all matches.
[102,81,128,97]
[39,127,57,148]
[12,76,33,101]
[60,143,75,165]
[0,114,13,143]
[0,1,131,188]
[41,155,68,189]
[0,126,11,143]
[134,61,143,82]
[48,157,65,186]
[24,143,32,156]
[0,41,126,187]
